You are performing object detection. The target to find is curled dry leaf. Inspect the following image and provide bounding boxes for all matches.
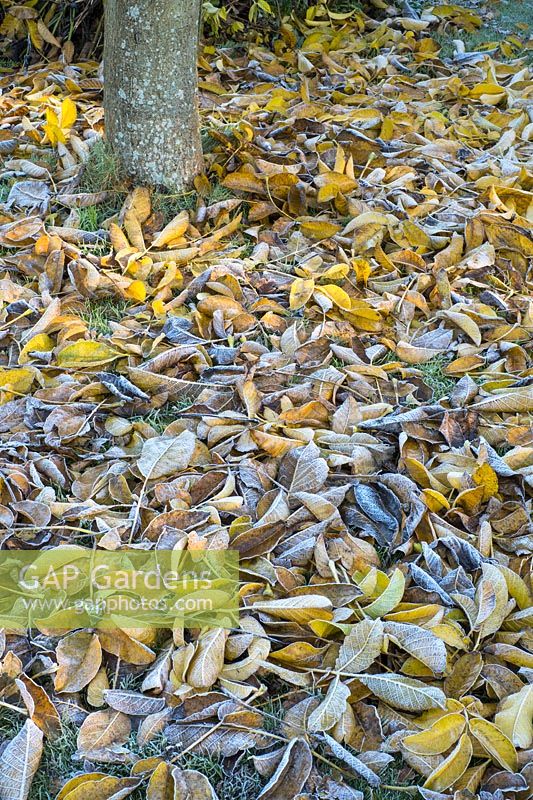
[256,738,313,800]
[15,676,61,737]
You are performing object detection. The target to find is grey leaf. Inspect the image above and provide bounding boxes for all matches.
[409,563,454,606]
[97,373,150,402]
[6,181,50,213]
[354,484,399,544]
[102,690,166,716]
[0,720,43,800]
[358,405,445,432]
[438,536,484,571]
[320,733,381,787]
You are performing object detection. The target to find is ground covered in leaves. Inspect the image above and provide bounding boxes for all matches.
[0,1,532,799]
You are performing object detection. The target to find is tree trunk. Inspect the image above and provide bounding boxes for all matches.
[104,0,203,191]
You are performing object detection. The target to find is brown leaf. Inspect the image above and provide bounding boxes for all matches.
[77,710,131,753]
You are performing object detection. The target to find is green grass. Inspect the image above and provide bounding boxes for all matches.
[432,28,499,59]
[376,350,400,366]
[76,139,127,232]
[28,721,166,800]
[229,237,254,257]
[51,482,68,501]
[173,753,264,800]
[201,125,220,153]
[80,139,126,194]
[317,752,417,800]
[76,201,123,232]
[0,708,23,741]
[430,0,532,61]
[207,183,234,204]
[0,180,11,203]
[329,0,362,11]
[35,149,58,172]
[132,398,196,432]
[376,543,395,569]
[178,753,225,785]
[216,760,264,800]
[116,671,145,691]
[0,56,17,69]
[75,134,234,229]
[77,205,100,231]
[417,355,456,401]
[80,297,132,335]
[362,763,419,800]
[260,694,286,733]
[28,718,79,800]
[151,190,197,222]
[272,0,310,17]
[330,356,347,369]
[29,723,78,800]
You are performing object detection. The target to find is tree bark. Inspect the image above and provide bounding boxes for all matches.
[104,0,203,191]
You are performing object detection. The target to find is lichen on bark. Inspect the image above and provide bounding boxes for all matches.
[104,0,203,191]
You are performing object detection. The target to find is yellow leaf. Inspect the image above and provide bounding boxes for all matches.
[60,97,77,130]
[422,489,450,512]
[364,569,405,619]
[308,676,350,732]
[37,19,61,48]
[404,457,432,489]
[265,95,288,113]
[455,485,484,515]
[499,566,532,611]
[380,116,395,140]
[151,299,166,316]
[403,713,466,756]
[472,463,499,501]
[57,341,121,368]
[300,220,341,240]
[441,310,482,346]
[27,19,43,51]
[0,367,37,399]
[352,257,371,286]
[345,301,382,331]
[43,108,63,145]
[251,430,301,457]
[187,628,227,689]
[316,284,352,311]
[320,264,349,282]
[315,171,357,201]
[333,146,346,174]
[494,685,533,749]
[151,211,190,249]
[423,733,472,792]
[454,763,488,794]
[317,184,340,203]
[18,333,54,365]
[223,170,264,194]
[289,277,315,310]
[125,280,147,302]
[470,83,507,105]
[129,187,152,224]
[468,717,518,772]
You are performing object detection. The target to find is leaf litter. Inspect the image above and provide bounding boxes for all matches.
[0,1,532,799]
